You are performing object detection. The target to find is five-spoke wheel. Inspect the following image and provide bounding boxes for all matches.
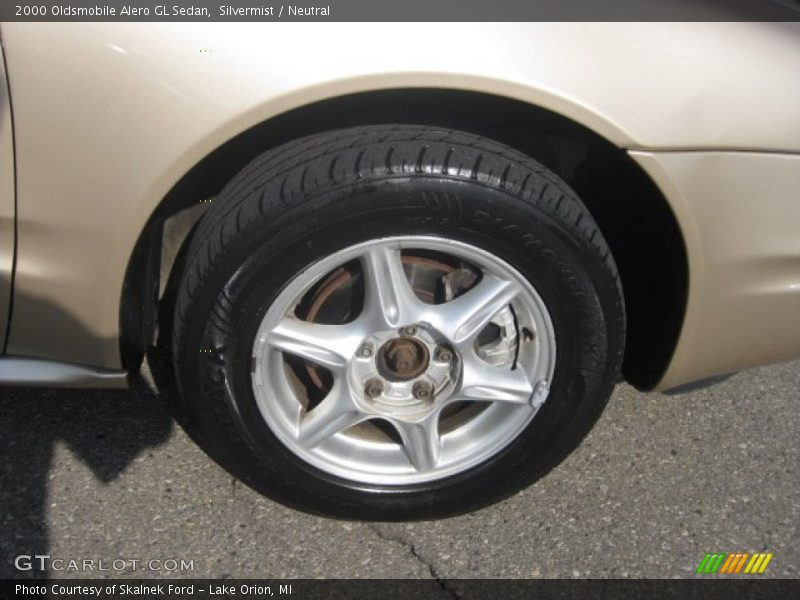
[252,237,556,484]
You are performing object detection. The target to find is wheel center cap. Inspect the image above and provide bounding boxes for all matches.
[378,337,429,381]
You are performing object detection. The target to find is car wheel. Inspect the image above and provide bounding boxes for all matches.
[173,125,625,519]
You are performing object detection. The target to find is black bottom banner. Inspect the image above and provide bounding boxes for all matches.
[2,579,799,600]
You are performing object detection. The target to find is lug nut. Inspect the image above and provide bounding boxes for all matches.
[401,325,417,336]
[365,378,384,398]
[435,346,453,362]
[358,343,374,358]
[412,381,433,400]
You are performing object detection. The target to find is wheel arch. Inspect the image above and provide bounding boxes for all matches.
[121,87,688,390]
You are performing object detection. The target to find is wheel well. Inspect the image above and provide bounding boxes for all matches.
[121,88,688,390]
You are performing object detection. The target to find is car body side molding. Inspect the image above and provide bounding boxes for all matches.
[0,356,127,388]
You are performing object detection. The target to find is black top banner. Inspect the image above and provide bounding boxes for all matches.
[1,0,799,22]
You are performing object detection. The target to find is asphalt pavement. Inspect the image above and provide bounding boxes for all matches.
[1,358,798,580]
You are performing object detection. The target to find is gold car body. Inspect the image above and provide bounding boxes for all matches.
[0,22,798,391]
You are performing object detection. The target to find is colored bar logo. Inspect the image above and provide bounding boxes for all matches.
[696,552,773,574]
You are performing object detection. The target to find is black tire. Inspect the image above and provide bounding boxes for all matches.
[173,125,625,519]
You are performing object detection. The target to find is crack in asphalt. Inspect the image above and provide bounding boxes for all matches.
[368,524,460,599]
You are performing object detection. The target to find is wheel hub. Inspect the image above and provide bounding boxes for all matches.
[349,325,455,419]
[378,337,429,381]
